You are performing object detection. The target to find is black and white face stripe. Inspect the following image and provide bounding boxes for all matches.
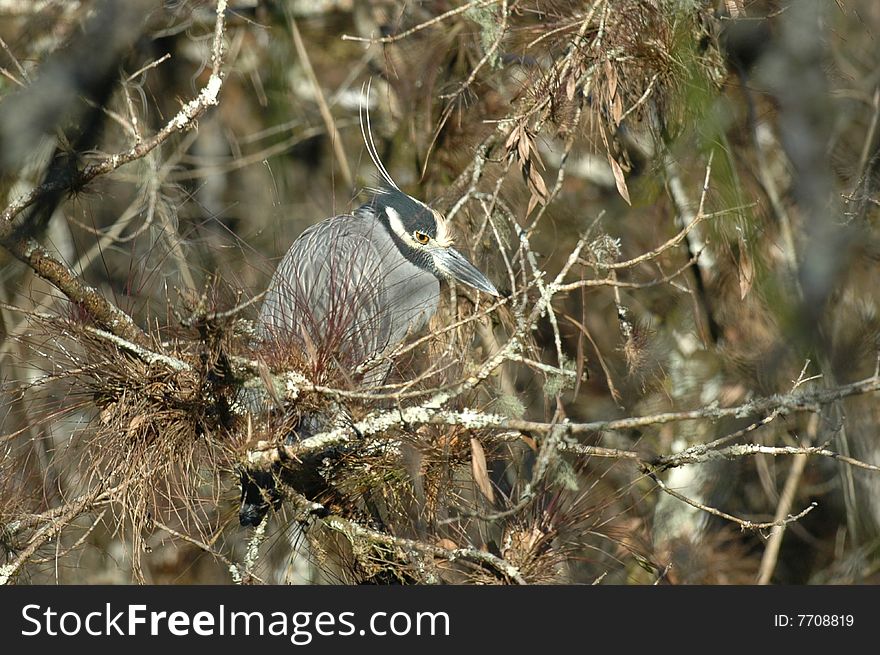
[384,204,421,249]
[374,188,437,240]
[363,188,500,297]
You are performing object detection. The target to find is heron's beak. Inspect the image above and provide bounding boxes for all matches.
[433,247,501,297]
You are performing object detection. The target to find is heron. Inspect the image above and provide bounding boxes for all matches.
[238,107,500,526]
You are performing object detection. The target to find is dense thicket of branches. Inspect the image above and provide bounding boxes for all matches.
[1,0,879,585]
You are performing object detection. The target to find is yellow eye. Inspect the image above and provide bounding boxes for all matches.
[414,231,430,245]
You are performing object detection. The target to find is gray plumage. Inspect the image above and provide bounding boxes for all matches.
[259,206,439,382]
[257,190,499,384]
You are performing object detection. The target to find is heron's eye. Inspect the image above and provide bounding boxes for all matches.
[414,231,430,245]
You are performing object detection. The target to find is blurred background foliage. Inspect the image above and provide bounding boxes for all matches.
[1,0,879,584]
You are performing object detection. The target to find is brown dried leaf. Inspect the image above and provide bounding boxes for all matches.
[607,155,631,205]
[528,163,549,202]
[737,236,754,300]
[526,129,544,169]
[605,59,618,100]
[470,437,495,504]
[517,129,530,164]
[504,125,520,152]
[128,414,148,434]
[100,403,117,425]
[612,93,623,125]
[526,193,540,217]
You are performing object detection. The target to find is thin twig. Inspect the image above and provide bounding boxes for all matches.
[288,14,353,189]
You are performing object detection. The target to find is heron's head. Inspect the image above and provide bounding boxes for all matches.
[370,188,501,297]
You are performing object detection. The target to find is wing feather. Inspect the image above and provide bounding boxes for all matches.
[259,213,393,369]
